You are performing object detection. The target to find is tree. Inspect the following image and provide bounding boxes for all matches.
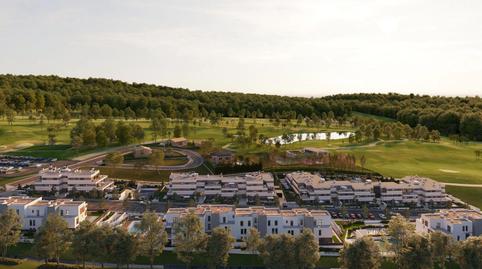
[5,109,15,126]
[386,214,414,262]
[110,228,139,269]
[455,236,482,269]
[460,113,482,141]
[244,228,261,254]
[131,123,145,142]
[173,125,182,138]
[90,225,114,268]
[39,114,45,130]
[173,210,207,268]
[96,129,108,147]
[339,236,382,269]
[46,125,58,145]
[429,231,453,269]
[72,221,97,269]
[0,209,21,257]
[206,227,235,269]
[136,212,168,269]
[182,123,190,137]
[258,234,295,269]
[116,121,134,145]
[294,229,320,269]
[34,214,72,264]
[148,150,165,175]
[456,236,482,269]
[399,235,432,269]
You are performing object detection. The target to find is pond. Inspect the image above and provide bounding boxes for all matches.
[266,131,353,145]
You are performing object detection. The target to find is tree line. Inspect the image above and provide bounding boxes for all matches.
[1,75,480,140]
[340,214,482,269]
[1,209,482,269]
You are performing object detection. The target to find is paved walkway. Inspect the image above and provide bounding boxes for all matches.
[443,182,482,188]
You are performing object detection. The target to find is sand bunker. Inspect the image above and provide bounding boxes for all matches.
[439,169,460,173]
[15,143,33,149]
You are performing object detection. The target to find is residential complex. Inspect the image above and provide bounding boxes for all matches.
[167,172,276,202]
[285,172,447,206]
[33,166,113,192]
[0,196,87,230]
[163,205,333,245]
[416,209,482,241]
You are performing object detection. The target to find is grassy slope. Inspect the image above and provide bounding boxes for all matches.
[336,139,482,184]
[445,186,482,209]
[0,117,351,155]
[2,116,481,184]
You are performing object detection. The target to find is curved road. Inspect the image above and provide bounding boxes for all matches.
[114,148,204,171]
[5,144,204,188]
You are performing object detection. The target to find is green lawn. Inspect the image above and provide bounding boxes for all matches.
[446,186,482,209]
[0,117,352,158]
[335,139,482,184]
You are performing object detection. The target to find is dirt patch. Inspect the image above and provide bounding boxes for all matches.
[439,169,460,174]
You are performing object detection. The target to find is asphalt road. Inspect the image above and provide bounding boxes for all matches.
[115,148,204,171]
[6,144,204,188]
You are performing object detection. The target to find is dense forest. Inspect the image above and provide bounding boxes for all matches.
[0,74,481,140]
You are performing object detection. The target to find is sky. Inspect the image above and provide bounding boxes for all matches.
[1,0,482,97]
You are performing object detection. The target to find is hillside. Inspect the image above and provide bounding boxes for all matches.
[0,74,481,140]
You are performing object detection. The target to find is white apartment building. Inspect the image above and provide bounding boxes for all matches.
[0,196,87,230]
[285,172,447,206]
[416,209,482,241]
[33,166,114,192]
[167,172,276,202]
[163,205,333,245]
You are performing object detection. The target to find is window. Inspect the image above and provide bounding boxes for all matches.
[60,210,64,216]
[240,221,244,227]
[274,220,278,226]
[207,216,211,221]
[268,220,271,226]
[248,220,251,226]
[223,217,226,223]
[318,230,321,236]
[290,220,293,226]
[447,225,451,233]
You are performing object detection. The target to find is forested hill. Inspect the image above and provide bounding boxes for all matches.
[0,74,481,140]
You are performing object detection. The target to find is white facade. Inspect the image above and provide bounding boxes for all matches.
[164,205,333,245]
[167,172,276,202]
[285,172,447,205]
[416,209,482,241]
[0,196,87,230]
[33,167,113,192]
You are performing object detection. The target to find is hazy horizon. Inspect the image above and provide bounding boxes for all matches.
[1,1,482,97]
